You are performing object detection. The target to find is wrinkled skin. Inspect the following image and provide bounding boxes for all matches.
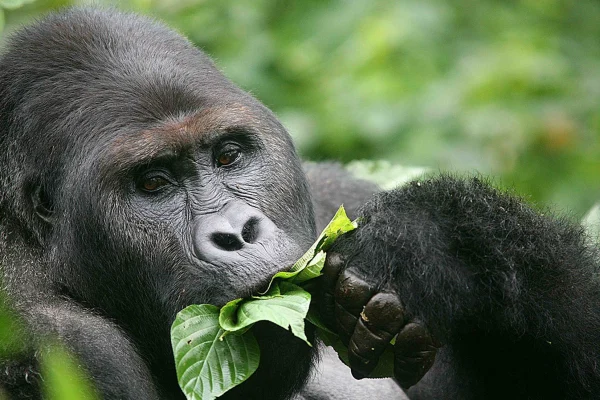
[1,8,600,400]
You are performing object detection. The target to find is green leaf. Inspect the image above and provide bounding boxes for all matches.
[315,207,358,251]
[0,8,4,33]
[220,282,312,345]
[171,305,260,400]
[346,160,428,191]
[290,250,326,285]
[41,343,99,400]
[264,205,356,289]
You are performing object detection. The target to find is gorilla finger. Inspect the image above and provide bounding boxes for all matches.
[318,252,346,327]
[334,269,374,315]
[393,321,438,354]
[361,292,405,333]
[320,292,336,329]
[333,269,374,343]
[393,322,438,388]
[321,252,346,293]
[347,293,405,379]
[334,302,358,344]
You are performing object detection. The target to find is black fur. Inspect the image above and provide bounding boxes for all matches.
[331,176,600,399]
[1,8,599,400]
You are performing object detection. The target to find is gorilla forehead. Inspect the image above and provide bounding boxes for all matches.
[1,8,291,184]
[8,7,222,85]
[1,8,266,142]
[106,103,286,174]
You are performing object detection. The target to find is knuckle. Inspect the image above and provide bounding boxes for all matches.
[323,252,345,273]
[394,322,437,354]
[351,318,390,358]
[334,270,373,312]
[362,292,405,333]
[334,302,358,344]
[392,321,438,388]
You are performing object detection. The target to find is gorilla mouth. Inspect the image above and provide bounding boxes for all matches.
[184,236,305,306]
[181,259,298,305]
[171,255,315,399]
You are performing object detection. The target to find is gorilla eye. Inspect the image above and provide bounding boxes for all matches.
[216,149,241,167]
[139,175,170,193]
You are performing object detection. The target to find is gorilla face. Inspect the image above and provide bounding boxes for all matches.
[60,101,316,310]
[0,8,317,398]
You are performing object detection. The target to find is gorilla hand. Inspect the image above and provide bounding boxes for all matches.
[319,247,438,388]
[319,176,600,399]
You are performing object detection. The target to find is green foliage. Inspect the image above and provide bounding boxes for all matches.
[0,292,97,399]
[41,343,99,400]
[0,294,26,357]
[0,0,37,10]
[346,159,428,190]
[0,0,36,31]
[1,0,598,213]
[220,282,312,345]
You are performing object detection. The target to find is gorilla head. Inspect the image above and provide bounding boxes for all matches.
[0,8,317,398]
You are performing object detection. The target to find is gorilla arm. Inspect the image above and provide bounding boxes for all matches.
[0,243,160,400]
[22,302,160,399]
[320,175,600,399]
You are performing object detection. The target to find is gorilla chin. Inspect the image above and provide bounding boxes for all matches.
[224,323,317,400]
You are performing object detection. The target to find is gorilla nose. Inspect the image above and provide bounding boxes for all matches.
[193,202,277,261]
[210,217,261,251]
[211,232,244,252]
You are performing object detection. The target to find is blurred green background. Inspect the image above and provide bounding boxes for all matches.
[2,0,599,215]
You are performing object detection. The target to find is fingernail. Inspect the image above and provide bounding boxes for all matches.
[351,370,366,380]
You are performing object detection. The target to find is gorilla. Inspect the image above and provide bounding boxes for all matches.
[0,8,599,400]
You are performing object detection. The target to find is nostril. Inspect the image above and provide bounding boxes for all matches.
[211,232,244,251]
[241,217,259,244]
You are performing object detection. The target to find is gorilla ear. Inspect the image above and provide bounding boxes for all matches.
[31,185,55,224]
